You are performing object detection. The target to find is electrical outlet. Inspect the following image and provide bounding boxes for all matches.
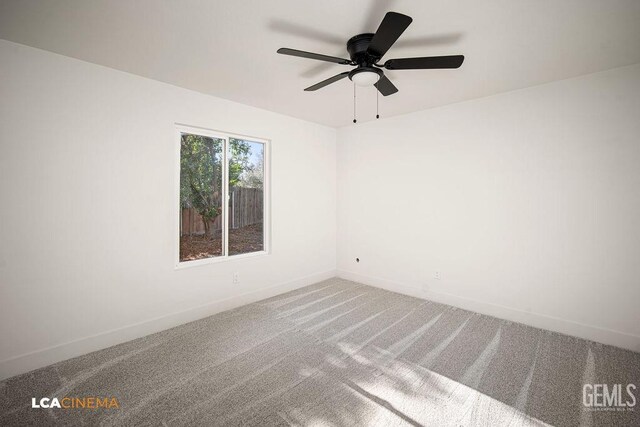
[233,272,239,284]
[434,271,441,280]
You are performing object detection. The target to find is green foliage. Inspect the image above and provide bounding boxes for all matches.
[180,135,256,235]
[180,134,223,230]
[229,138,251,188]
[240,149,264,189]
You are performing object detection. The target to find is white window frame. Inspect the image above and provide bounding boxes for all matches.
[174,124,271,269]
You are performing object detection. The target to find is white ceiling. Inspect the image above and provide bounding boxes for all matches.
[1,0,639,128]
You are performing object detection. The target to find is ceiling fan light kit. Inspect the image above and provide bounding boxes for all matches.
[277,11,464,122]
[349,67,381,86]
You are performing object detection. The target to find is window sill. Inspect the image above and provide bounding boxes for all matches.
[174,250,269,270]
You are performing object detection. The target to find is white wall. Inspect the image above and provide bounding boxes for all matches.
[0,40,337,379]
[1,39,638,381]
[337,64,640,352]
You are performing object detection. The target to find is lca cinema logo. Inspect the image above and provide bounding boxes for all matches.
[31,396,119,409]
[583,384,636,412]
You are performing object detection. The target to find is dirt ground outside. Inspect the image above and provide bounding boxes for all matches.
[180,223,263,261]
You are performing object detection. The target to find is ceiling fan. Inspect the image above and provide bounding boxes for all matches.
[277,11,464,96]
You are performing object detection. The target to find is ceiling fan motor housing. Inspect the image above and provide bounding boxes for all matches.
[347,33,379,65]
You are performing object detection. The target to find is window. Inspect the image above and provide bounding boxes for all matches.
[177,126,268,266]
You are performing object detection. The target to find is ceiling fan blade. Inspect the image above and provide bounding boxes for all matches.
[384,55,465,70]
[374,74,398,96]
[304,72,350,91]
[277,48,351,65]
[367,12,413,59]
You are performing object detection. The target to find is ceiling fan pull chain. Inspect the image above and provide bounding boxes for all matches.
[376,89,380,119]
[353,83,357,124]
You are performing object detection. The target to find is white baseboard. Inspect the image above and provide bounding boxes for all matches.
[337,269,640,353]
[0,269,336,381]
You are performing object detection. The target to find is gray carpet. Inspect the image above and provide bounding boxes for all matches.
[1,278,638,426]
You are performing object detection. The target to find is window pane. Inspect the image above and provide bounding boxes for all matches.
[179,133,224,261]
[228,138,264,255]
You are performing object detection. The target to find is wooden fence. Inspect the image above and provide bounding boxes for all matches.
[181,187,263,236]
